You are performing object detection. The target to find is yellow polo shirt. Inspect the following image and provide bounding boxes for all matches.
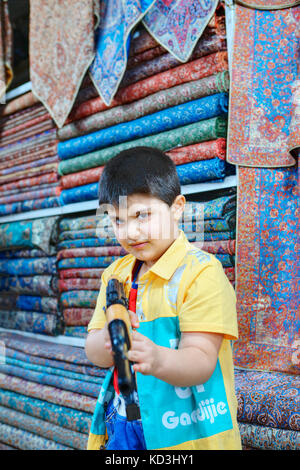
[88,230,241,450]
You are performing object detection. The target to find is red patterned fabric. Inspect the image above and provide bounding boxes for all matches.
[0,163,58,185]
[0,172,59,193]
[58,279,101,292]
[233,166,299,374]
[63,308,94,326]
[0,92,39,116]
[61,166,104,189]
[68,51,227,122]
[167,139,226,164]
[59,268,104,279]
[57,246,126,260]
[227,5,299,167]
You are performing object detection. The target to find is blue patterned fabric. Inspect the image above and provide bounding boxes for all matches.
[0,422,71,450]
[0,197,60,217]
[0,364,100,398]
[0,257,57,276]
[0,275,58,296]
[0,310,63,336]
[89,0,156,106]
[143,0,219,62]
[57,256,119,270]
[60,290,99,309]
[0,390,92,435]
[60,183,98,205]
[58,94,228,160]
[0,295,58,314]
[57,238,118,250]
[1,356,103,385]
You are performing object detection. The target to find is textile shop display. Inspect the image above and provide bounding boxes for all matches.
[0,217,62,336]
[227,3,299,167]
[0,93,61,216]
[0,331,108,450]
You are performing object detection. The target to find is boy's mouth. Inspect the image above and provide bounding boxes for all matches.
[129,241,148,249]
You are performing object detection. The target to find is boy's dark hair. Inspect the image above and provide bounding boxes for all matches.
[98,147,181,206]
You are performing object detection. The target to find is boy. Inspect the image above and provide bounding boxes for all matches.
[85,146,241,450]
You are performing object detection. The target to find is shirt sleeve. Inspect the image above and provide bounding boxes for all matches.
[87,274,107,331]
[179,260,238,340]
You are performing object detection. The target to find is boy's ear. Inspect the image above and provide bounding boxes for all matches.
[171,194,186,221]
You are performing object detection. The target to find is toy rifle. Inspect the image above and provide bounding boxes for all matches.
[105,276,141,421]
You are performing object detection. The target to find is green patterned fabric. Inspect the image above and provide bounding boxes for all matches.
[58,115,227,175]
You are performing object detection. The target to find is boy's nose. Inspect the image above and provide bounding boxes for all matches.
[126,220,141,241]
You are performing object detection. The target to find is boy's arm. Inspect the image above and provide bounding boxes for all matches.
[128,330,223,387]
[85,326,114,369]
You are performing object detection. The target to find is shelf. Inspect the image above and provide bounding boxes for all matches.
[0,327,85,348]
[0,175,237,224]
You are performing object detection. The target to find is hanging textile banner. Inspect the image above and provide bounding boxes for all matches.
[30,0,97,128]
[234,165,299,374]
[143,0,219,62]
[227,4,300,167]
[89,0,156,106]
[0,0,13,100]
[234,0,300,10]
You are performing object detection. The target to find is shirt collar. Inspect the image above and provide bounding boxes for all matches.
[148,230,190,281]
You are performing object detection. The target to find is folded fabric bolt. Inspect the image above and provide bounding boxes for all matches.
[0,196,60,216]
[60,290,99,309]
[59,268,105,279]
[0,185,61,205]
[0,275,58,296]
[235,368,300,431]
[57,238,119,250]
[0,363,100,398]
[177,158,227,184]
[121,37,227,90]
[64,326,88,339]
[1,356,103,386]
[0,155,58,176]
[58,73,229,141]
[180,216,236,233]
[58,93,228,159]
[238,423,300,451]
[192,240,236,255]
[58,279,101,292]
[57,256,119,270]
[0,330,97,367]
[57,246,126,259]
[0,248,55,259]
[0,422,71,450]
[167,138,226,164]
[0,216,58,254]
[0,257,57,276]
[185,231,235,242]
[0,295,58,314]
[0,172,59,193]
[0,389,92,435]
[0,310,63,336]
[0,406,88,450]
[213,253,235,268]
[58,115,227,176]
[63,308,94,326]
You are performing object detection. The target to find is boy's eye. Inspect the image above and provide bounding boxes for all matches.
[137,211,150,220]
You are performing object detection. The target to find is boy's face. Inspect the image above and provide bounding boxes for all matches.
[108,193,185,268]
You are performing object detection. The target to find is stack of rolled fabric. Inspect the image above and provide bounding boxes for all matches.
[0,217,63,336]
[57,213,126,338]
[57,18,235,206]
[0,330,107,450]
[0,91,61,216]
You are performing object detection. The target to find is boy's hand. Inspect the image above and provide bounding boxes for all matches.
[104,310,140,352]
[127,330,161,376]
